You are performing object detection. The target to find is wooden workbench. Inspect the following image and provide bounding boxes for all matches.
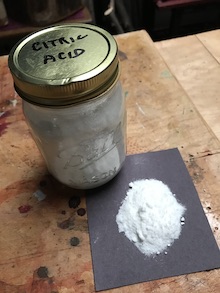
[0,29,220,292]
[155,29,220,141]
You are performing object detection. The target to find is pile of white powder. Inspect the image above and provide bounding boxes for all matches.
[116,179,186,256]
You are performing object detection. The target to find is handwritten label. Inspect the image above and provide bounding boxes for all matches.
[31,34,88,65]
[43,49,85,64]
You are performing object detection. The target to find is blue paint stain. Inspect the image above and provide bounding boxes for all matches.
[124,91,129,98]
[160,70,173,78]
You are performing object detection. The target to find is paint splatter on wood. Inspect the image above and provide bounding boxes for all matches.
[18,205,32,214]
[68,196,81,209]
[57,217,74,229]
[37,266,49,278]
[77,208,86,216]
[70,237,80,247]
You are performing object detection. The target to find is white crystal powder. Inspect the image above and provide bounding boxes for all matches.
[116,179,186,256]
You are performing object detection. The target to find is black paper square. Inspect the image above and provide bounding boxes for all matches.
[86,148,220,291]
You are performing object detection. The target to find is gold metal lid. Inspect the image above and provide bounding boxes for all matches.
[8,23,119,106]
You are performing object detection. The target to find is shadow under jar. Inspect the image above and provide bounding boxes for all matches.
[8,24,126,189]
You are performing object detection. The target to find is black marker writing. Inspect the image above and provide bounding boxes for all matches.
[44,48,85,64]
[32,35,88,51]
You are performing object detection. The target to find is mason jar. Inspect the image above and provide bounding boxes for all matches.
[8,24,126,189]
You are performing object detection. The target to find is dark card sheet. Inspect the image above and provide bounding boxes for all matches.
[86,148,220,291]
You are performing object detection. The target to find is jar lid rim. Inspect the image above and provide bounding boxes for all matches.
[8,23,119,105]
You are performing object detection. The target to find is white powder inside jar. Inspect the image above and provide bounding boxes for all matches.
[116,179,186,256]
[25,82,126,189]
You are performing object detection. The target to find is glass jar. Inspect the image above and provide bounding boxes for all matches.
[8,24,126,189]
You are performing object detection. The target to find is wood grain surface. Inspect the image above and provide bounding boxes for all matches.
[155,29,220,141]
[0,30,219,292]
